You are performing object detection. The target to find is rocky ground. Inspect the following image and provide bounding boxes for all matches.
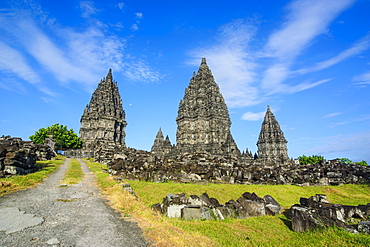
[0,158,149,247]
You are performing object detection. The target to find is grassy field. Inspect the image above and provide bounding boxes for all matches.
[61,158,84,184]
[0,155,65,197]
[85,160,370,247]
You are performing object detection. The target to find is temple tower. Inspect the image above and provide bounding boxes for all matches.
[175,58,239,156]
[151,128,172,155]
[257,106,288,162]
[79,69,127,151]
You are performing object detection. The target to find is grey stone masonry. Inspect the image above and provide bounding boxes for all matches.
[175,58,240,156]
[79,69,127,152]
[151,128,172,156]
[257,105,289,162]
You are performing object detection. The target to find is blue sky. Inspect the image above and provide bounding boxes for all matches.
[1,0,369,162]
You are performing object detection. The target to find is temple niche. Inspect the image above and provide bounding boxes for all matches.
[174,58,240,156]
[79,69,127,152]
[257,106,289,162]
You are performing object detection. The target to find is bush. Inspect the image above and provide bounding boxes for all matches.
[298,155,325,165]
[355,160,368,166]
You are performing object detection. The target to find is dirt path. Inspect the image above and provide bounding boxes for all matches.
[0,159,149,247]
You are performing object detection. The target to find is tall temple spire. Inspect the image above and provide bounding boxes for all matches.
[79,69,127,151]
[257,106,288,162]
[175,58,240,156]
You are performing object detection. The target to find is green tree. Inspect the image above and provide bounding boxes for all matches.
[29,124,82,150]
[355,160,368,166]
[298,155,325,165]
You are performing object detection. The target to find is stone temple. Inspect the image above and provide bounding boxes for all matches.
[257,106,289,162]
[175,58,240,156]
[79,69,127,152]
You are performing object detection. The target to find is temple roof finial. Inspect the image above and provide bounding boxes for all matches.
[201,58,207,64]
[107,68,113,80]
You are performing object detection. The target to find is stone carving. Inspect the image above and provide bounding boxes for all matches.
[175,58,240,156]
[67,69,127,163]
[257,106,289,162]
[151,191,282,220]
[79,69,127,151]
[0,136,55,177]
[151,128,172,156]
[290,194,370,234]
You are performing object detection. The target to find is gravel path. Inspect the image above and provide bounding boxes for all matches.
[0,159,150,247]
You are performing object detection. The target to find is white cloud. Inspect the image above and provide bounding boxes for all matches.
[189,19,260,108]
[135,12,143,19]
[323,112,343,118]
[0,3,162,95]
[131,23,139,31]
[117,2,126,10]
[79,1,99,18]
[0,41,40,84]
[262,0,355,93]
[242,111,265,121]
[294,34,370,75]
[306,130,370,162]
[352,71,370,85]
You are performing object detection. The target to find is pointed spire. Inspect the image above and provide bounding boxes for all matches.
[176,57,239,156]
[257,105,288,162]
[107,68,113,81]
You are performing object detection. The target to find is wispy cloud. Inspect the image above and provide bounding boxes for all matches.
[324,112,343,118]
[135,12,143,19]
[0,1,162,95]
[242,111,265,121]
[79,1,99,18]
[294,34,370,75]
[117,2,126,10]
[352,71,370,85]
[189,19,260,108]
[306,130,370,162]
[329,114,370,128]
[261,0,355,94]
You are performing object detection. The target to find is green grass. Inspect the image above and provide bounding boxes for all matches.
[0,155,65,196]
[127,180,370,208]
[84,161,370,247]
[61,159,84,184]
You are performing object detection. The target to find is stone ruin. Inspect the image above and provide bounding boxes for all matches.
[289,194,370,234]
[64,59,369,186]
[151,191,282,220]
[65,69,127,164]
[108,150,370,185]
[0,136,56,178]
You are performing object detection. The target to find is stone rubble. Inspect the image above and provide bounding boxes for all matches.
[289,194,370,234]
[107,149,370,185]
[0,136,55,177]
[151,191,282,220]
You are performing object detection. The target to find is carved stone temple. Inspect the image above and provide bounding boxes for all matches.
[79,69,127,152]
[174,58,240,156]
[151,128,172,155]
[257,106,289,162]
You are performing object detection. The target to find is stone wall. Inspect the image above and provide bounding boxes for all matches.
[0,136,55,177]
[108,149,370,185]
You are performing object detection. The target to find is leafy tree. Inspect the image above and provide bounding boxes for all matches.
[29,124,82,150]
[298,155,325,165]
[339,158,353,164]
[355,160,368,166]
